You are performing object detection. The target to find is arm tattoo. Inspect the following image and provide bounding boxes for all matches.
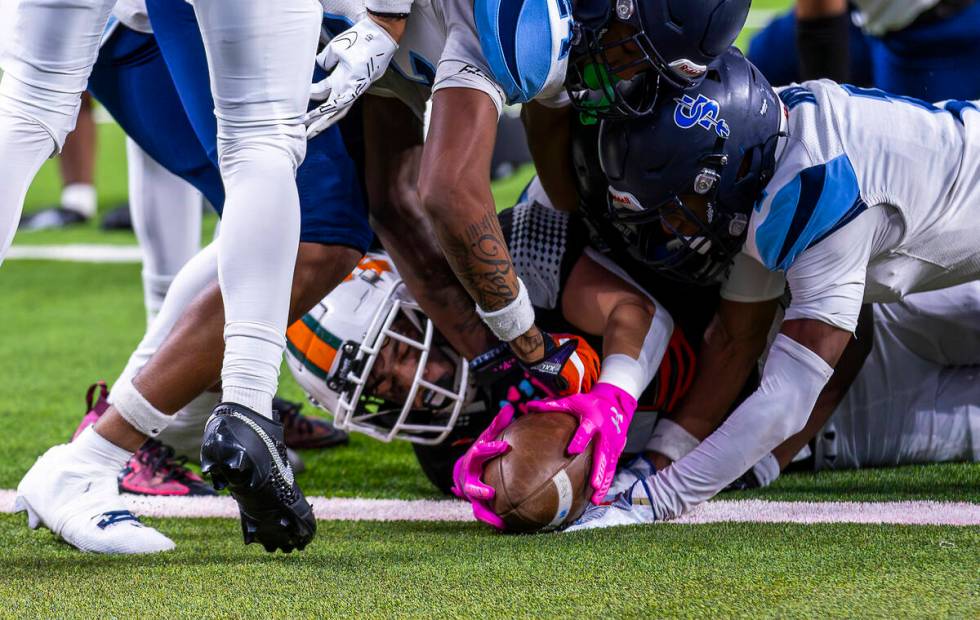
[445,211,518,311]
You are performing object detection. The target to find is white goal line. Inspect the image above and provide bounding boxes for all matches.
[0,490,977,526]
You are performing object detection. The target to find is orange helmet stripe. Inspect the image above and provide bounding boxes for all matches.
[286,318,339,379]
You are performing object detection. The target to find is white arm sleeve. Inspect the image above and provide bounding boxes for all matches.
[645,334,833,520]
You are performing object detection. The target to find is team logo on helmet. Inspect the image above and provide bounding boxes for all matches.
[668,58,708,79]
[673,94,731,138]
[608,186,645,212]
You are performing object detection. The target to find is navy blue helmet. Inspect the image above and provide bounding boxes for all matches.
[566,0,751,119]
[598,48,782,284]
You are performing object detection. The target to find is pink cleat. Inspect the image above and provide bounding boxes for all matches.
[118,440,216,497]
[71,381,111,441]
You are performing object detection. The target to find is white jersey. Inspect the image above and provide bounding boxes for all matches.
[818,283,980,469]
[851,0,940,36]
[320,0,568,118]
[739,80,980,332]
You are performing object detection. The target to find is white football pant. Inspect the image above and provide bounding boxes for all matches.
[193,0,321,418]
[126,138,203,325]
[0,0,116,261]
[1,0,321,420]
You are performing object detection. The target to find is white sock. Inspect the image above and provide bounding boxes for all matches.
[114,242,219,390]
[216,147,301,419]
[71,426,132,472]
[141,272,174,325]
[60,182,96,218]
[222,322,285,416]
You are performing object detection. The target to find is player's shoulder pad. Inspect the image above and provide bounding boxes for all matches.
[745,142,866,273]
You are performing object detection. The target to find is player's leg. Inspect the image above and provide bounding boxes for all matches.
[126,138,203,324]
[191,0,319,421]
[19,92,98,230]
[820,298,980,469]
[746,7,873,88]
[0,0,115,260]
[867,2,980,100]
[362,95,495,360]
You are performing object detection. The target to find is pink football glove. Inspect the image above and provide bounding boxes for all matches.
[526,382,637,504]
[450,403,516,529]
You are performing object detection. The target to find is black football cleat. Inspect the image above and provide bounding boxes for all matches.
[200,403,316,553]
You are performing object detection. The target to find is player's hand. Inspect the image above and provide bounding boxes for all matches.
[450,403,516,530]
[527,383,638,504]
[306,16,397,139]
[523,333,601,399]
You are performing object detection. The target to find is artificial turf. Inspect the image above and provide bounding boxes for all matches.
[1,515,976,618]
[3,5,978,616]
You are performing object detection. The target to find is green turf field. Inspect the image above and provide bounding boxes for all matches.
[2,4,979,617]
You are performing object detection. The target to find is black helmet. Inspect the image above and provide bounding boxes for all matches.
[598,48,782,284]
[566,0,751,119]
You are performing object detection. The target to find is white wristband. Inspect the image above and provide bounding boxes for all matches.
[365,0,413,14]
[646,418,700,463]
[476,278,535,343]
[598,354,646,400]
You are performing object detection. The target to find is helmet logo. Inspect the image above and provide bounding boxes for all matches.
[673,94,730,138]
[615,0,634,20]
[609,186,644,212]
[729,213,748,237]
[693,168,720,195]
[668,58,707,79]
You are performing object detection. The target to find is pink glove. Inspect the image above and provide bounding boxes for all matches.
[526,382,637,504]
[450,403,516,529]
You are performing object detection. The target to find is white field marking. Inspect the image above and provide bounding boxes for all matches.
[6,244,142,263]
[0,490,977,525]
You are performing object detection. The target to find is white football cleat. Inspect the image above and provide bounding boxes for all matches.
[564,478,657,532]
[15,443,175,554]
[603,454,656,503]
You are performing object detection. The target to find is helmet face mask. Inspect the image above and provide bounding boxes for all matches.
[286,257,471,446]
[566,15,664,120]
[597,49,781,285]
[332,297,471,446]
[605,173,748,285]
[566,0,752,121]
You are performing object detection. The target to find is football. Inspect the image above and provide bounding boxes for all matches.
[482,412,594,533]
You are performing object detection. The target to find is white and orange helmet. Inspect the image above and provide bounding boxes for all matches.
[285,254,471,445]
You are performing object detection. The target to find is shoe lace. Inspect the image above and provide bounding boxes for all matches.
[139,439,196,483]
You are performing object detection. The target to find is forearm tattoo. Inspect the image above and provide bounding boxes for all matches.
[444,211,518,311]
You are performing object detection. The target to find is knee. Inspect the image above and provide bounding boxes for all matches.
[217,124,307,175]
[288,243,362,321]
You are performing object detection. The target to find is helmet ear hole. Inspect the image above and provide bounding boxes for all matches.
[735,152,753,181]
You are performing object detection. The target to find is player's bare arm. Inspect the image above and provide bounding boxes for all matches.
[419,88,546,363]
[521,101,579,213]
[362,94,494,359]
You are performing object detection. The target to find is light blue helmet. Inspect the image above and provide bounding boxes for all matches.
[474,0,575,104]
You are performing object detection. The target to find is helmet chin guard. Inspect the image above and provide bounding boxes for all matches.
[285,255,472,445]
